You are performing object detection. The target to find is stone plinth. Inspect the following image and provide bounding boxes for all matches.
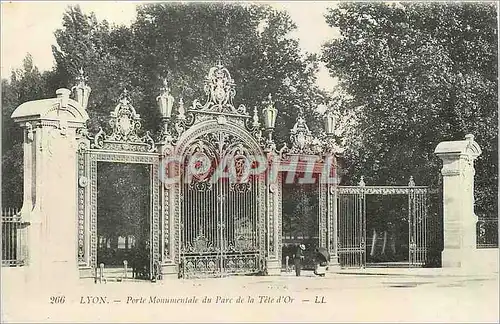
[266,259,282,276]
[434,134,482,269]
[11,88,89,287]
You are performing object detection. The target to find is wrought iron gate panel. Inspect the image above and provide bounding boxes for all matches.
[179,131,263,278]
[76,89,161,280]
[337,184,430,269]
[181,177,220,277]
[87,152,160,279]
[408,189,428,267]
[337,190,366,268]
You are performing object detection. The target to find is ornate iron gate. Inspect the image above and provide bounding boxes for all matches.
[76,90,161,281]
[337,178,429,268]
[179,132,264,278]
[180,132,265,277]
[337,188,366,268]
[408,187,429,266]
[166,63,268,279]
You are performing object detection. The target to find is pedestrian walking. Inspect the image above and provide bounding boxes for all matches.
[294,244,306,276]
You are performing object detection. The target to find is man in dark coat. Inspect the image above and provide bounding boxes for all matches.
[294,244,306,276]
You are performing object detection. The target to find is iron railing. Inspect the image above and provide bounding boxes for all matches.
[336,182,431,269]
[1,208,27,267]
[477,217,498,249]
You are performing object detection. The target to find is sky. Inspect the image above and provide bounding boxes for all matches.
[1,1,339,91]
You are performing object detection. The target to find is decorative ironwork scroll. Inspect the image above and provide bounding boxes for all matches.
[337,186,429,195]
[92,90,156,152]
[191,62,248,116]
[287,110,324,156]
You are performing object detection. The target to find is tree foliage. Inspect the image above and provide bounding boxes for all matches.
[97,163,150,240]
[50,3,324,144]
[3,3,326,209]
[2,54,55,207]
[322,2,498,216]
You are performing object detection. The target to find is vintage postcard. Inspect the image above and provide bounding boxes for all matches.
[1,1,498,322]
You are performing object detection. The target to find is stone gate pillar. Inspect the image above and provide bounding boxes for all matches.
[434,134,482,269]
[11,88,89,287]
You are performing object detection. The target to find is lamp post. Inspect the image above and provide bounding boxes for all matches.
[156,78,175,141]
[262,93,278,151]
[321,103,339,158]
[324,107,336,137]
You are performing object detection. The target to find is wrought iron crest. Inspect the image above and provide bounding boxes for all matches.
[191,62,248,116]
[158,64,263,150]
[92,89,156,152]
[286,110,324,156]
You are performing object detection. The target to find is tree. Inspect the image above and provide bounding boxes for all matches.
[322,2,498,216]
[97,163,150,243]
[51,3,325,145]
[43,3,329,246]
[2,54,54,207]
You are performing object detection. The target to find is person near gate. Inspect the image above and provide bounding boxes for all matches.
[293,244,306,276]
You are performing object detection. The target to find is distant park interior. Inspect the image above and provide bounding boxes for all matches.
[282,171,320,270]
[96,162,151,279]
[366,195,409,265]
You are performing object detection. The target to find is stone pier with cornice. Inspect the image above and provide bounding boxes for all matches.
[435,134,497,272]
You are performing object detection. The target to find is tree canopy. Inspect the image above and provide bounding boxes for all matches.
[49,3,324,143]
[2,54,56,207]
[2,2,497,224]
[2,3,325,207]
[322,2,498,216]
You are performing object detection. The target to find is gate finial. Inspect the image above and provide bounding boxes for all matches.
[157,78,174,119]
[408,176,415,187]
[252,107,260,128]
[178,97,186,121]
[72,67,91,110]
[289,107,313,155]
[358,176,365,187]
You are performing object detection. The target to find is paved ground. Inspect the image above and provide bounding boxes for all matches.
[2,270,499,323]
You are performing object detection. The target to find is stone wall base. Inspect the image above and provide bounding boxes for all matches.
[161,263,178,277]
[266,259,281,275]
[442,248,499,273]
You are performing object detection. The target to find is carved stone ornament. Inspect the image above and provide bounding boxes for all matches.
[26,122,34,142]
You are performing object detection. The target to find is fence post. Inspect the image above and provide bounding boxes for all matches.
[99,263,104,283]
[123,260,128,279]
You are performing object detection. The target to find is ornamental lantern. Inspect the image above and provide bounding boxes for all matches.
[324,108,336,136]
[157,78,174,119]
[262,94,277,130]
[72,68,91,110]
